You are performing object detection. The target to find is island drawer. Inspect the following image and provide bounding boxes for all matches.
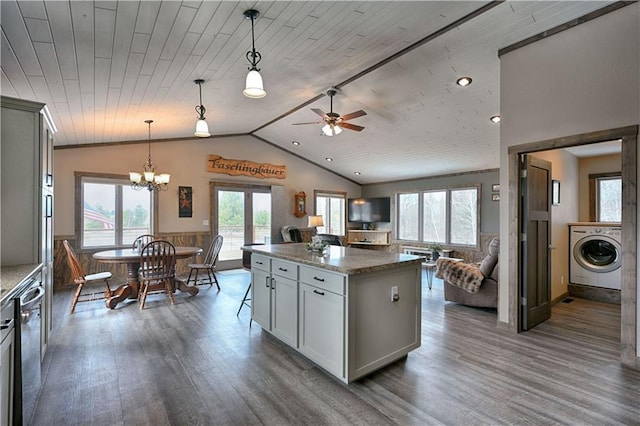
[251,254,270,272]
[271,259,298,280]
[299,266,345,295]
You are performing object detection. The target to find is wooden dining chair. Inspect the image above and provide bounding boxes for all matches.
[62,240,113,313]
[186,234,224,290]
[138,240,176,309]
[132,234,155,251]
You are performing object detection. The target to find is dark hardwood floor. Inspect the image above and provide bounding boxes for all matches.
[33,270,640,425]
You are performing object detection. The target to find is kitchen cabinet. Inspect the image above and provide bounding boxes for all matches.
[1,300,16,426]
[250,255,271,330]
[299,279,345,378]
[1,96,55,353]
[244,243,421,383]
[270,259,298,347]
[250,255,299,347]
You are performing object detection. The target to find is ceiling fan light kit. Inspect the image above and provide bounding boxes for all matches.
[293,88,367,136]
[243,9,266,99]
[193,79,211,137]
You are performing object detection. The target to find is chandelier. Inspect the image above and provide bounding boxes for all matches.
[243,9,266,98]
[129,120,170,191]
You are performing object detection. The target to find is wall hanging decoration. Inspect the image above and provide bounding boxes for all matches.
[294,192,306,218]
[179,186,193,218]
[552,180,560,205]
[207,154,286,179]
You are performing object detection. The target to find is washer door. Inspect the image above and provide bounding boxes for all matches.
[573,235,621,273]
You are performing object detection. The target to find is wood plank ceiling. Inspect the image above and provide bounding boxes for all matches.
[1,1,614,184]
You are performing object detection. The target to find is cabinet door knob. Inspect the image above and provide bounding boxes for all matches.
[313,289,325,296]
[265,277,270,288]
[313,276,325,282]
[278,267,287,272]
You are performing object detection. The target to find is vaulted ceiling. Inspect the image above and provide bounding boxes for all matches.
[1,1,614,184]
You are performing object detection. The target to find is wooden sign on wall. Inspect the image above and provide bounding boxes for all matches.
[207,155,287,179]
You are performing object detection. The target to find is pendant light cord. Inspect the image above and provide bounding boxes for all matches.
[245,10,261,70]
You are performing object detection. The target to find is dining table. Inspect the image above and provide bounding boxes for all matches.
[93,246,203,309]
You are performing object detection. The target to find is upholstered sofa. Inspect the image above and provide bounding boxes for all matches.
[436,238,499,308]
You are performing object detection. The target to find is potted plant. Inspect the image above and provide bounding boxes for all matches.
[428,243,443,261]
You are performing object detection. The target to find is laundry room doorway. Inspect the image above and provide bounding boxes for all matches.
[507,125,637,365]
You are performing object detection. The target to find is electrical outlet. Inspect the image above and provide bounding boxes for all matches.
[561,275,564,284]
[203,219,209,226]
[391,286,399,302]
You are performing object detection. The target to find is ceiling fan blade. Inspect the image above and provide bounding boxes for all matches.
[292,121,322,125]
[311,108,327,118]
[340,122,365,132]
[340,110,367,121]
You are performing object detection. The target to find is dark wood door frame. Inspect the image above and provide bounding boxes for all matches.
[506,125,638,367]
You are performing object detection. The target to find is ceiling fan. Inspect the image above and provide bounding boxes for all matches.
[293,88,367,136]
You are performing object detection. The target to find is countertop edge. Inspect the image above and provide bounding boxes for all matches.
[243,244,422,274]
[1,263,44,306]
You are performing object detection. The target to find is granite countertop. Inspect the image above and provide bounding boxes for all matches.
[242,243,421,274]
[1,263,43,305]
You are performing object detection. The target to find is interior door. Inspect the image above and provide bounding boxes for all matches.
[520,155,552,330]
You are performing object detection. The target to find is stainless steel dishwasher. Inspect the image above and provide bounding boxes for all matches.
[16,278,45,425]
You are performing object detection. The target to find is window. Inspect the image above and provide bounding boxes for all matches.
[397,186,479,246]
[314,190,346,235]
[76,173,154,249]
[597,176,622,222]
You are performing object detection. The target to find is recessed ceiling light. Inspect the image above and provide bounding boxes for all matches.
[325,157,333,162]
[456,77,472,87]
[490,115,501,123]
[354,171,361,175]
[291,140,300,146]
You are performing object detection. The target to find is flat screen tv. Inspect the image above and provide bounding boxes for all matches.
[348,197,391,223]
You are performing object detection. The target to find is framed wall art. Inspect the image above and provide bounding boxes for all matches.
[552,180,561,205]
[179,186,193,218]
[294,191,306,218]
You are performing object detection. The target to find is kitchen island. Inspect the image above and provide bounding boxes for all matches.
[242,243,422,383]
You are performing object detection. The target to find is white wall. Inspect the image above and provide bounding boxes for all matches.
[54,134,361,236]
[499,4,639,327]
[530,149,579,301]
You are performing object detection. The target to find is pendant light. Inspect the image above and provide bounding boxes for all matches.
[243,9,266,99]
[129,120,170,192]
[194,79,210,137]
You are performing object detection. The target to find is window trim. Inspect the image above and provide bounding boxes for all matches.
[395,184,480,248]
[75,171,158,251]
[313,189,347,236]
[589,172,622,222]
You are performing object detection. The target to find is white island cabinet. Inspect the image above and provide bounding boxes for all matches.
[245,243,422,383]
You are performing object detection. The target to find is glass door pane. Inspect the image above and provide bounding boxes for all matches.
[217,190,245,261]
[253,192,271,244]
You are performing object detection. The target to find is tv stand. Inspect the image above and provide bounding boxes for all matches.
[347,230,391,246]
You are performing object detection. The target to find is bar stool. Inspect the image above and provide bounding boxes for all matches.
[237,243,264,325]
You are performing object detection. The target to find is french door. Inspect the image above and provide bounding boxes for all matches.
[213,184,271,270]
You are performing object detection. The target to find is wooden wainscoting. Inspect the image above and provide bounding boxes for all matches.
[53,232,211,289]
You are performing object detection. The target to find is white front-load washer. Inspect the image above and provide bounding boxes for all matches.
[569,223,621,290]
